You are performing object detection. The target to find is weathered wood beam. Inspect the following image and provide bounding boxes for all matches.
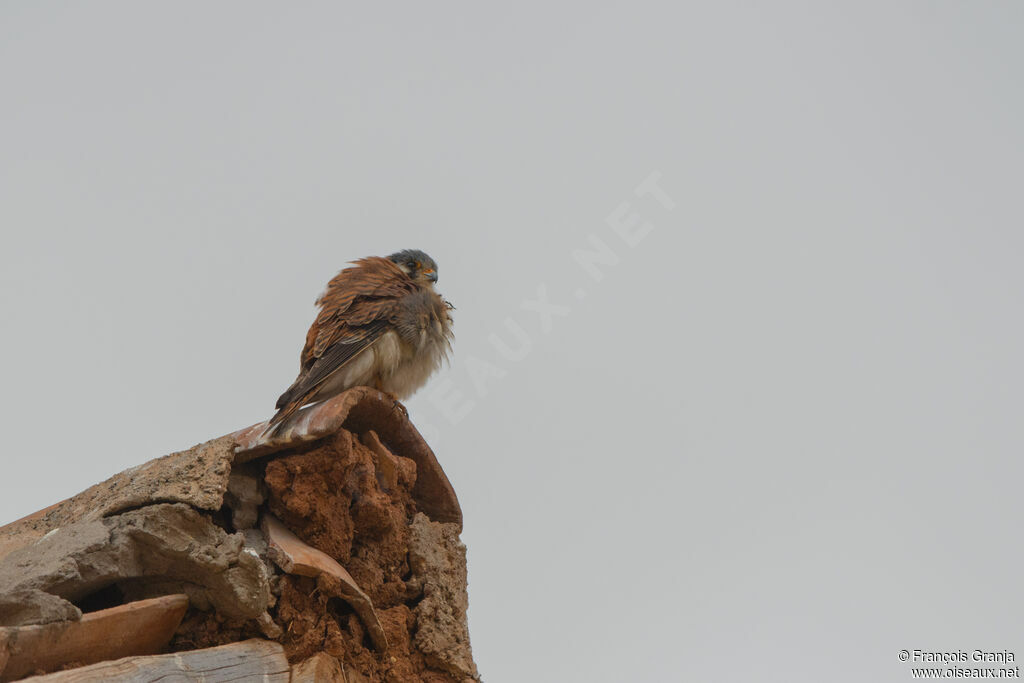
[21,638,289,682]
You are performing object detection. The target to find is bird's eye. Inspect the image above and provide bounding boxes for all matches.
[406,261,416,269]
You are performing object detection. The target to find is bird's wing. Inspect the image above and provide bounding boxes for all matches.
[277,318,386,409]
[305,257,412,364]
[270,258,413,426]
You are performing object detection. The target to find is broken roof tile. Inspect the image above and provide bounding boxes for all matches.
[234,387,462,529]
[0,594,188,681]
[262,514,388,652]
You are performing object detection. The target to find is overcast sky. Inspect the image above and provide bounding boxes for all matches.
[2,3,1023,681]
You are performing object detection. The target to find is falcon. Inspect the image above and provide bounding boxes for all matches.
[265,249,453,433]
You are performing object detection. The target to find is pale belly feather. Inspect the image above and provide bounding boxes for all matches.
[313,329,448,401]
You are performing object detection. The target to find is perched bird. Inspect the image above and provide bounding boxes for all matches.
[266,249,453,433]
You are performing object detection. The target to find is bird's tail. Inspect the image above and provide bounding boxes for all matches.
[260,389,310,439]
[260,406,292,438]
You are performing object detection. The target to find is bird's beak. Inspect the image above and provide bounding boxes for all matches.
[425,270,438,283]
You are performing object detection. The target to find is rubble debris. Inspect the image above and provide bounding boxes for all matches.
[290,652,347,682]
[0,504,273,622]
[361,430,403,492]
[0,437,235,565]
[234,386,462,528]
[262,514,387,652]
[0,590,80,628]
[223,462,265,530]
[0,387,477,681]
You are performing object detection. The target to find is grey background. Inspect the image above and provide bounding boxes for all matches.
[2,2,1022,681]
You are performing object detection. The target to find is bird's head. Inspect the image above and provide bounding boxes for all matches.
[388,249,439,284]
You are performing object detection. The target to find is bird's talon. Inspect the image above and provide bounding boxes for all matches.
[392,398,408,419]
[381,392,408,418]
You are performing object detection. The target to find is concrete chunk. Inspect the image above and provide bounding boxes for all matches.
[408,513,480,681]
[0,590,81,628]
[0,437,236,565]
[0,504,272,622]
